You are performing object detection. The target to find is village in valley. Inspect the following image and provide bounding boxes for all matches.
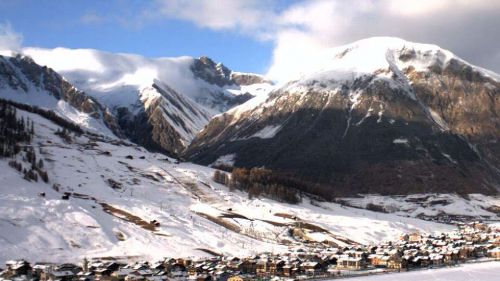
[1,222,499,281]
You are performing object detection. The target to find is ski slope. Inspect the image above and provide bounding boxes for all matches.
[0,107,460,264]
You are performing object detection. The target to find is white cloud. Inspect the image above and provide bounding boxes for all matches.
[134,1,500,79]
[266,0,500,80]
[0,22,23,53]
[2,0,497,82]
[80,11,105,25]
[154,0,278,39]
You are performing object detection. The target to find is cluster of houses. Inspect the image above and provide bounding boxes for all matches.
[1,222,499,281]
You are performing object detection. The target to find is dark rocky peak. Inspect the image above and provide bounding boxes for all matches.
[230,72,272,86]
[191,56,233,87]
[191,56,272,87]
[0,54,122,137]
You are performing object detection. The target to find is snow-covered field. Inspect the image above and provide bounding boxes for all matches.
[0,108,466,264]
[340,194,500,220]
[331,262,500,281]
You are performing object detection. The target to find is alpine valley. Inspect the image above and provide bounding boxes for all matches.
[0,37,499,264]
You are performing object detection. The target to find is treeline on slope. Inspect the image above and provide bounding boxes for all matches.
[0,100,34,157]
[214,168,325,204]
[0,100,49,182]
[0,98,83,134]
[214,167,339,203]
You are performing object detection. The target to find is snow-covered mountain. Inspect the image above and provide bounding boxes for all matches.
[19,48,273,155]
[3,102,480,264]
[186,37,500,196]
[0,54,119,136]
[1,37,500,265]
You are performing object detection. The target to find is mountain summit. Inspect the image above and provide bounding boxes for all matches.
[186,37,500,196]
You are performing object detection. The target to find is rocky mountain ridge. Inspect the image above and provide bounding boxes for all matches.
[3,48,273,156]
[185,37,500,196]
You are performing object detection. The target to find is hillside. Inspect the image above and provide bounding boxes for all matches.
[19,48,273,155]
[185,37,500,196]
[2,101,485,264]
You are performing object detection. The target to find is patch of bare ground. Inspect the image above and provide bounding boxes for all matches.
[219,212,250,220]
[194,212,241,233]
[484,206,500,215]
[261,219,289,227]
[100,203,157,231]
[195,248,223,257]
[275,212,358,245]
[114,231,126,241]
[68,192,170,237]
[274,213,298,220]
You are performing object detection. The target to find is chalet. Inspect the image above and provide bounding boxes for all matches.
[488,247,500,259]
[238,260,256,274]
[4,260,32,277]
[281,264,292,277]
[111,268,134,280]
[255,260,267,276]
[429,254,443,266]
[227,275,248,281]
[368,254,389,267]
[443,250,459,264]
[124,272,145,281]
[42,270,76,281]
[301,261,321,275]
[336,256,366,270]
[408,232,421,243]
[267,260,278,276]
[387,255,407,270]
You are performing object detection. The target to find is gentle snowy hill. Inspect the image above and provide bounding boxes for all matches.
[0,103,466,264]
[186,37,500,196]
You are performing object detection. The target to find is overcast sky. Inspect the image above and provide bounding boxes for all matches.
[1,0,499,80]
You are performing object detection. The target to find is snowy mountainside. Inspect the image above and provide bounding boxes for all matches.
[0,54,118,137]
[186,37,500,196]
[15,47,273,155]
[0,104,467,264]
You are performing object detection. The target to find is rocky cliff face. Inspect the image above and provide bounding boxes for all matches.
[191,56,270,87]
[0,54,121,136]
[10,48,273,156]
[185,38,500,196]
[116,82,212,155]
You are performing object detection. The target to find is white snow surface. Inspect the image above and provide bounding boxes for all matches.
[0,55,115,137]
[283,37,500,84]
[211,154,236,167]
[327,262,500,281]
[251,125,282,139]
[340,194,500,219]
[0,107,462,264]
[220,37,500,127]
[20,47,274,144]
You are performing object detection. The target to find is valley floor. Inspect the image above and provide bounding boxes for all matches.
[325,261,500,281]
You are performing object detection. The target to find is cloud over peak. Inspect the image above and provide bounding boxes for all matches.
[0,22,23,53]
[153,0,500,81]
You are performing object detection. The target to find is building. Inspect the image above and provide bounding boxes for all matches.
[488,247,500,259]
[336,257,366,270]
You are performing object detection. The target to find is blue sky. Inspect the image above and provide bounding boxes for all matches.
[0,0,276,73]
[1,0,499,78]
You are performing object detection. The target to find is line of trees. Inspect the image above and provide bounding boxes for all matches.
[0,98,83,134]
[0,100,49,183]
[214,168,302,204]
[0,101,33,157]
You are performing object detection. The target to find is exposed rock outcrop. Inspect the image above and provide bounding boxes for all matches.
[185,38,500,196]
